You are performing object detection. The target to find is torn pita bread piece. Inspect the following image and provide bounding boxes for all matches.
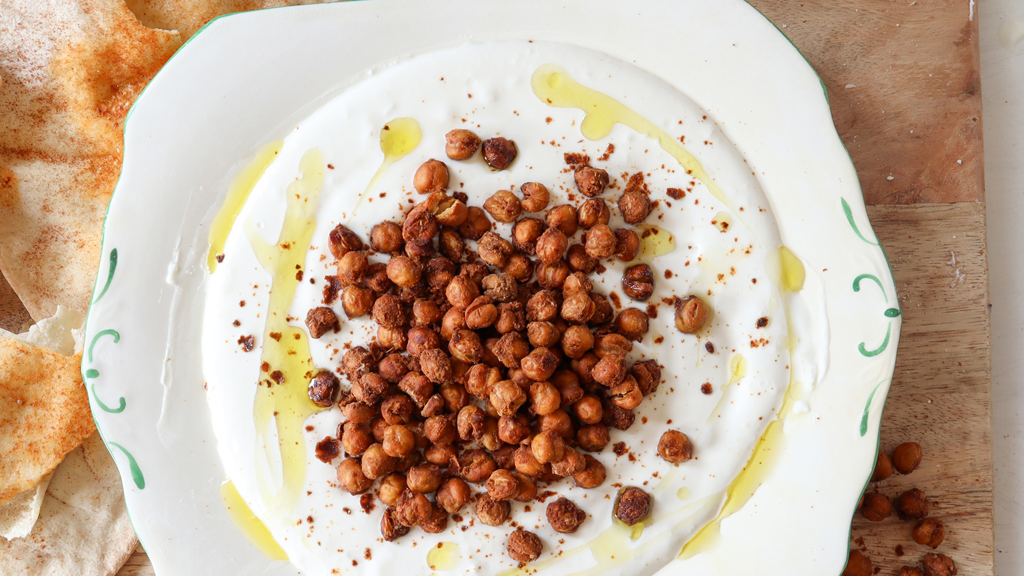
[125,0,326,40]
[0,304,83,538]
[0,0,181,321]
[0,338,94,508]
[0,432,137,576]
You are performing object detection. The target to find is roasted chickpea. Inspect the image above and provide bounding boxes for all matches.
[378,324,407,349]
[378,473,407,507]
[577,424,611,452]
[464,363,501,399]
[352,372,388,406]
[539,408,574,439]
[630,360,662,396]
[550,446,586,477]
[675,295,710,333]
[860,492,892,522]
[495,302,526,335]
[414,159,449,194]
[361,443,397,480]
[527,381,561,416]
[411,299,443,327]
[489,380,528,417]
[573,454,607,489]
[328,224,363,260]
[872,451,895,482]
[571,353,600,386]
[380,505,410,541]
[398,371,433,407]
[424,415,458,445]
[423,191,469,227]
[507,529,543,564]
[590,295,614,325]
[531,430,565,464]
[377,354,410,384]
[526,290,560,322]
[446,275,480,310]
[484,190,523,223]
[592,355,627,387]
[920,553,956,576]
[561,292,595,325]
[465,296,499,329]
[619,187,652,224]
[566,243,597,273]
[440,382,469,412]
[457,405,486,440]
[622,264,654,301]
[559,325,594,359]
[913,518,946,548]
[547,497,586,533]
[502,252,535,281]
[894,488,930,521]
[893,442,923,474]
[380,394,416,423]
[657,430,693,464]
[307,370,339,408]
[459,206,492,240]
[380,424,414,457]
[385,256,421,288]
[614,308,649,342]
[614,229,641,262]
[521,347,559,381]
[337,250,370,285]
[536,261,571,290]
[372,294,406,329]
[439,308,466,341]
[370,417,389,442]
[365,262,394,294]
[486,469,521,501]
[511,218,545,255]
[570,395,602,425]
[425,443,459,467]
[438,228,466,262]
[514,444,545,476]
[405,240,435,260]
[524,322,557,349]
[482,137,517,170]
[602,400,635,431]
[534,227,568,265]
[421,393,446,418]
[407,464,445,493]
[614,487,651,526]
[497,415,531,444]
[610,376,643,410]
[840,550,873,576]
[479,417,504,452]
[476,493,511,526]
[449,329,486,363]
[545,204,579,237]
[445,129,481,160]
[341,421,374,456]
[574,166,609,198]
[578,198,610,229]
[459,449,498,483]
[482,272,518,302]
[436,477,473,514]
[337,457,374,494]
[520,182,550,212]
[395,489,433,527]
[421,504,450,534]
[477,231,513,267]
[403,204,438,246]
[585,224,617,258]
[420,348,452,384]
[371,221,404,253]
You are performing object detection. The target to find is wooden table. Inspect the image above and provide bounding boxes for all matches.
[2,1,993,574]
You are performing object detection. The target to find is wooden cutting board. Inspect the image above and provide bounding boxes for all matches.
[2,1,993,575]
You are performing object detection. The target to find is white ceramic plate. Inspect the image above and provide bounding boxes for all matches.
[82,1,900,574]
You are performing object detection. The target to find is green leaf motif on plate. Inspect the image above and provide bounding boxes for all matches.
[841,198,880,247]
[108,442,145,489]
[852,274,887,303]
[88,329,120,362]
[860,380,887,437]
[91,248,118,304]
[91,383,127,414]
[858,324,891,358]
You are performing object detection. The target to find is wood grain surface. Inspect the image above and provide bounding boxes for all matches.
[750,0,985,205]
[0,1,992,575]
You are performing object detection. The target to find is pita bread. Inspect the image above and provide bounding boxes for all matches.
[0,339,94,507]
[0,0,181,321]
[125,0,327,40]
[0,432,136,576]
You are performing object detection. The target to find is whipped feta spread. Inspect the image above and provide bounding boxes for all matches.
[203,41,820,576]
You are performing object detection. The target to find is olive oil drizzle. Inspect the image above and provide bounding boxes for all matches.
[350,117,422,219]
[207,140,284,272]
[245,148,326,513]
[220,480,289,561]
[680,248,806,560]
[531,64,733,211]
[426,542,460,571]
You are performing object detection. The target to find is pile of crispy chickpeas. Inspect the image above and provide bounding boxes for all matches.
[305,128,709,566]
[844,442,956,576]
